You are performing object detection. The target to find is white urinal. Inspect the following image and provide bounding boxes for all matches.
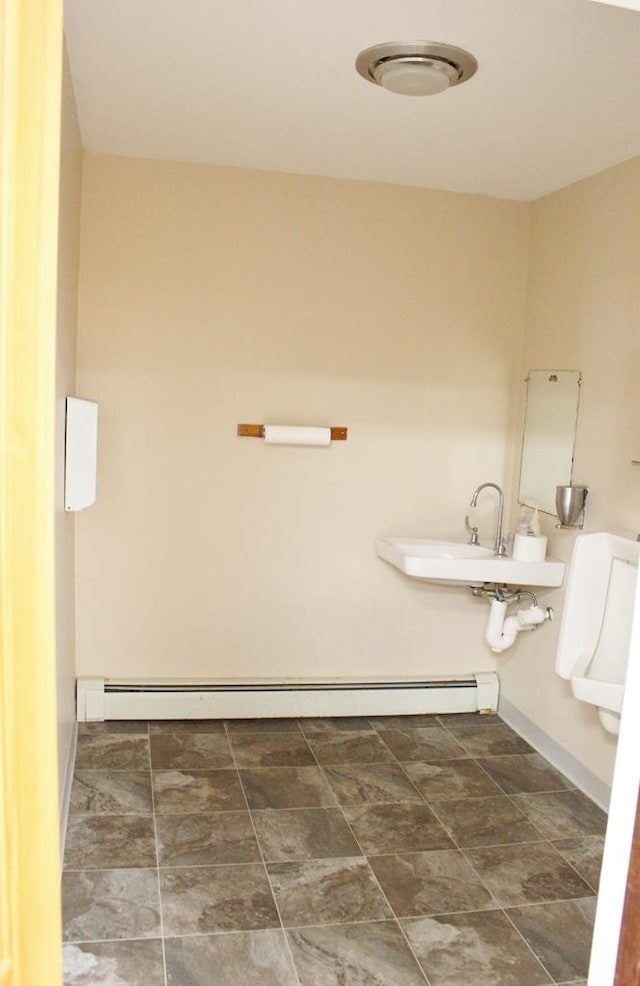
[556,532,639,735]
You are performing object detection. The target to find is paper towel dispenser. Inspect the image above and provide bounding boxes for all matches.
[64,397,98,511]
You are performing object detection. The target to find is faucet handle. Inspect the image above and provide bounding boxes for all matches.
[465,515,480,545]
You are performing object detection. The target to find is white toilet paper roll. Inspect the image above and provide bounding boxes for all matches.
[512,533,547,563]
[263,425,331,446]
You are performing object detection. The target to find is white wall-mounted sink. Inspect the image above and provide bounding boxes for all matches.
[376,537,565,588]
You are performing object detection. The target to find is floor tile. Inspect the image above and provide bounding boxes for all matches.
[226,717,302,733]
[149,731,234,769]
[435,713,502,727]
[62,868,161,942]
[160,862,279,935]
[477,753,575,795]
[74,734,151,770]
[64,816,157,869]
[369,849,495,917]
[268,856,392,927]
[403,759,502,801]
[512,790,608,839]
[465,841,594,906]
[240,766,337,809]
[322,763,423,805]
[156,811,261,866]
[149,718,225,733]
[300,716,373,734]
[343,802,454,854]
[165,930,298,986]
[442,723,534,757]
[63,939,165,986]
[70,770,153,815]
[552,835,605,891]
[430,795,542,848]
[305,731,395,765]
[287,920,428,986]
[77,721,149,735]
[230,732,315,767]
[402,909,552,985]
[252,806,361,861]
[506,897,597,982]
[370,714,445,730]
[375,726,466,762]
[152,768,245,813]
[64,712,603,986]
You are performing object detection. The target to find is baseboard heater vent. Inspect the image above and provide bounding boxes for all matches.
[76,673,499,722]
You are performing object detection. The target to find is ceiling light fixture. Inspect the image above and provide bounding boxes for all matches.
[356,41,478,97]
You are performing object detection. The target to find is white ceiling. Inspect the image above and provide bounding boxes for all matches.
[64,0,640,201]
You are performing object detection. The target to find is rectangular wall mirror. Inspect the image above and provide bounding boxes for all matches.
[518,369,581,515]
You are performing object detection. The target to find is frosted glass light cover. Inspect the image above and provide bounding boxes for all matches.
[64,397,98,511]
[376,61,450,96]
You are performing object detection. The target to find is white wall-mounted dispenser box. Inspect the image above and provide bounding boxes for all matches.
[64,397,98,511]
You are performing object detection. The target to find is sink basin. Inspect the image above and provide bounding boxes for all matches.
[376,537,565,588]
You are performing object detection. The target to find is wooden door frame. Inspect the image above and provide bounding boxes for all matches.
[0,1,64,983]
[614,785,640,985]
[589,566,640,984]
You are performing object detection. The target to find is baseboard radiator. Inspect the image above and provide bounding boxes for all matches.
[76,673,499,722]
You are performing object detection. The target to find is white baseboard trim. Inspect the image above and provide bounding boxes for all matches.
[498,696,611,811]
[76,673,500,722]
[59,721,77,877]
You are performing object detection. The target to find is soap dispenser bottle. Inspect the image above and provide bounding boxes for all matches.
[513,509,530,561]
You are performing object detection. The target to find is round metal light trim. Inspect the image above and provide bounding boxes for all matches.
[356,41,478,96]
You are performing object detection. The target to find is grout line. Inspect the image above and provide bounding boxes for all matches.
[500,894,598,912]
[69,767,154,771]
[300,721,434,983]
[249,797,417,810]
[364,726,471,808]
[500,904,567,984]
[71,767,158,773]
[309,725,425,804]
[68,812,155,818]
[501,789,587,847]
[63,864,161,875]
[550,846,602,897]
[63,933,167,946]
[224,720,304,986]
[321,764,429,808]
[308,739,432,986]
[161,926,302,941]
[284,904,504,930]
[147,722,169,986]
[461,842,589,910]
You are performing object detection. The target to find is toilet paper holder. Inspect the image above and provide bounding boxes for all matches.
[237,423,348,441]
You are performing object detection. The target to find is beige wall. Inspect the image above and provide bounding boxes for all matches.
[56,45,82,806]
[72,149,640,789]
[502,156,640,786]
[75,156,530,681]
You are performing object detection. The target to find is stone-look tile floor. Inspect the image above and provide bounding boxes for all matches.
[62,714,604,986]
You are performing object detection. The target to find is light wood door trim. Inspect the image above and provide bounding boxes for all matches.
[615,783,640,985]
[0,0,64,983]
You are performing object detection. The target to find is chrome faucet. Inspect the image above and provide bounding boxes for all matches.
[470,482,506,556]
